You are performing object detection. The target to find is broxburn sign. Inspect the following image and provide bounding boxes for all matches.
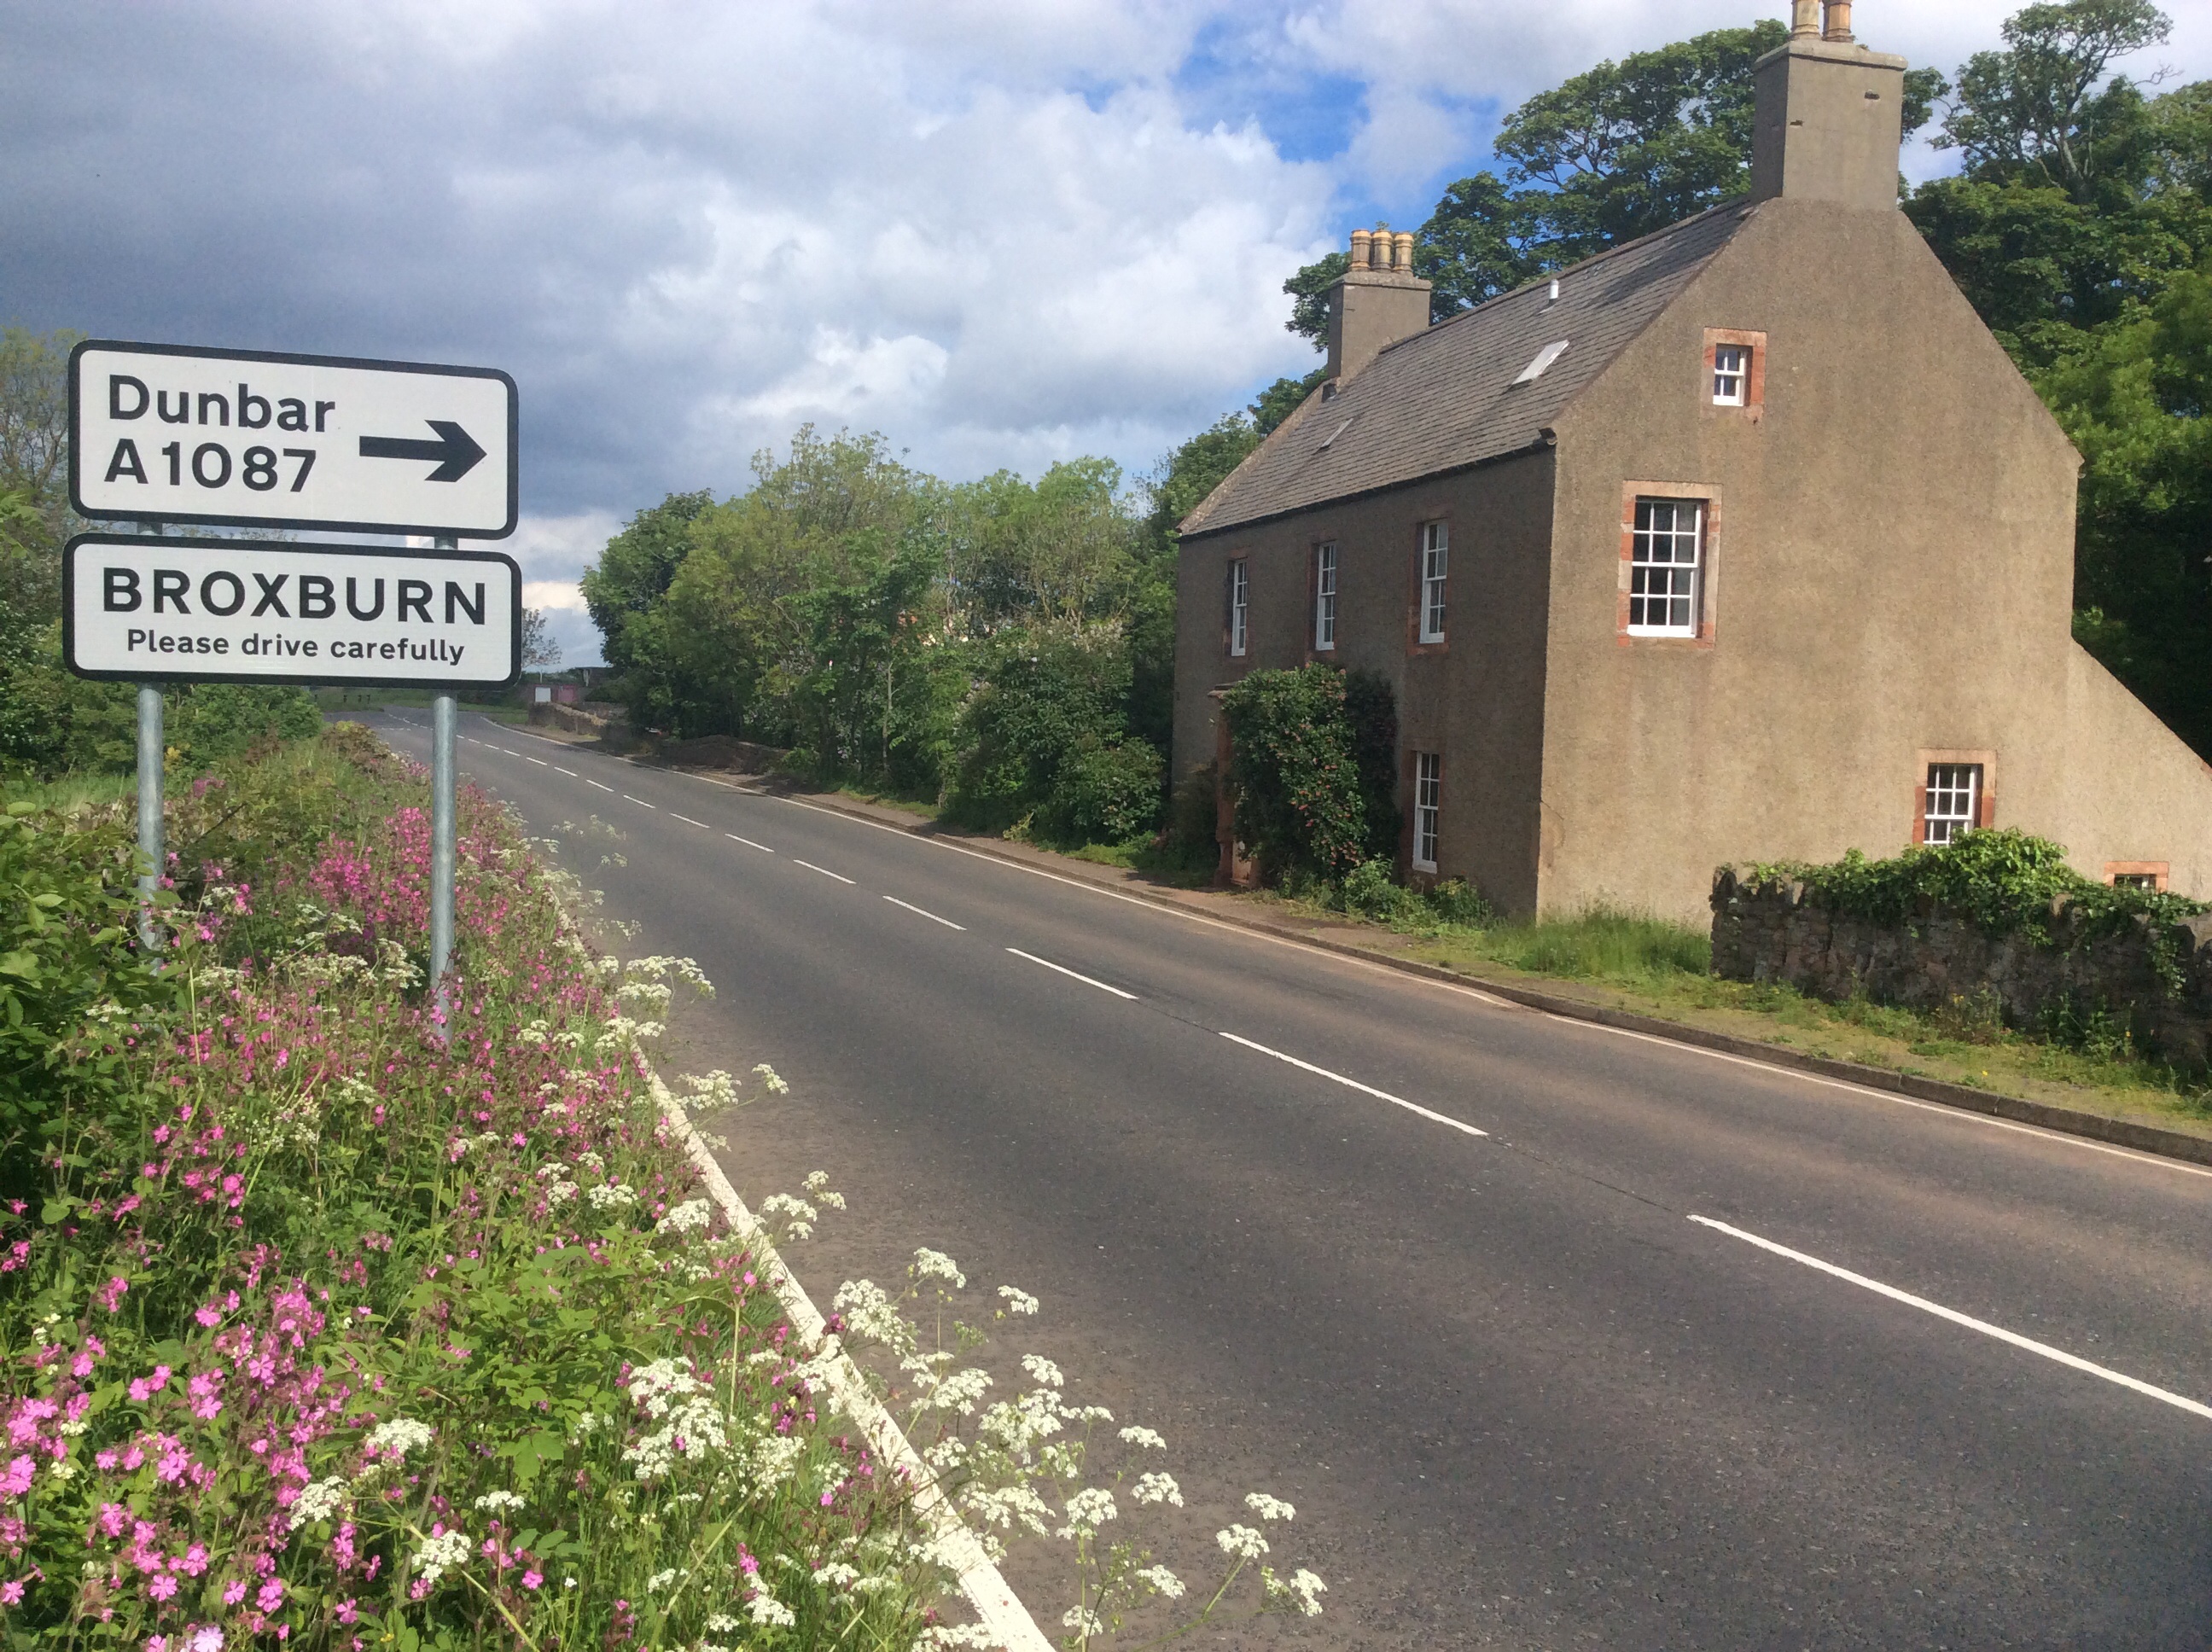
[63,535,521,689]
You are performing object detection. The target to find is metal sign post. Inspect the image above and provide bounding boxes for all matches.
[134,521,162,951]
[429,538,459,1035]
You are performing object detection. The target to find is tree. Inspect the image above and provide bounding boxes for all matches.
[0,328,79,502]
[1932,0,2173,203]
[521,608,562,676]
[579,490,715,682]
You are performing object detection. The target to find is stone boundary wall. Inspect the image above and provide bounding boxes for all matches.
[529,701,634,747]
[1710,866,2212,1064]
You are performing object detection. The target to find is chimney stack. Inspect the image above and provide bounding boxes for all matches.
[1750,6,1906,210]
[1325,224,1432,382]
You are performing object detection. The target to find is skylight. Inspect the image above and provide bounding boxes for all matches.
[1513,340,1571,385]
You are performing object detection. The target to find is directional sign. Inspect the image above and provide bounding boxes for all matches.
[63,534,521,689]
[69,341,517,538]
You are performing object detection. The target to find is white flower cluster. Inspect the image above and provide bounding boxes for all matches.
[655,1199,713,1238]
[746,1590,795,1627]
[1057,1486,1117,1541]
[1245,1492,1295,1522]
[1131,1472,1183,1509]
[831,1279,914,1356]
[413,1527,472,1588]
[1117,1427,1166,1451]
[1136,1564,1186,1600]
[1264,1567,1329,1618]
[803,1169,844,1209]
[914,1365,992,1416]
[473,1490,526,1514]
[585,1182,638,1212]
[364,1417,434,1460]
[621,1358,729,1481]
[997,1286,1039,1316]
[1216,1524,1268,1562]
[759,1193,818,1241]
[287,1476,352,1530]
[911,1248,965,1288]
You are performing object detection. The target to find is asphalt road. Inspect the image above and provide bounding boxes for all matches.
[368,710,2212,1649]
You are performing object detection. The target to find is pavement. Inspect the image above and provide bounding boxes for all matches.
[366,709,2212,1649]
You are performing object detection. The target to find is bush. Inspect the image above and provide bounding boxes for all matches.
[1758,827,2207,942]
[946,634,1162,841]
[1035,736,1163,845]
[1218,666,1365,882]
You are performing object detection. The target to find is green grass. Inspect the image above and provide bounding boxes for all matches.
[312,687,529,723]
[0,771,139,811]
[1457,905,1712,980]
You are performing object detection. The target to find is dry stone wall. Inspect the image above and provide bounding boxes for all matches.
[1710,865,2212,1064]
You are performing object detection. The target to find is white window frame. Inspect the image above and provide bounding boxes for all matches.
[1923,763,1981,845]
[1627,498,1703,637]
[1417,521,1447,644]
[1228,558,1249,657]
[1413,752,1441,871]
[1712,343,1749,406]
[1314,543,1338,651]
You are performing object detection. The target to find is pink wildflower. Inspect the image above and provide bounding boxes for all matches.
[256,1579,283,1614]
[222,1580,247,1606]
[521,1570,543,1591]
[0,1579,21,1604]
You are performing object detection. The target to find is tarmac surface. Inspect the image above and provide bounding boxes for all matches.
[369,709,2212,1648]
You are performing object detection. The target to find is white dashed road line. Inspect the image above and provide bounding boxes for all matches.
[527,757,548,766]
[671,814,709,829]
[555,767,577,777]
[1218,1032,1488,1139]
[1688,1213,2212,1422]
[725,835,774,853]
[885,896,965,931]
[623,795,656,809]
[1007,948,1136,1000]
[586,780,614,793]
[794,859,856,885]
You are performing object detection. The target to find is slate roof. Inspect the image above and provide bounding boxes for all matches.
[1179,200,1760,538]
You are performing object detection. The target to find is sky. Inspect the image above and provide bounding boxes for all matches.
[4,1,2206,665]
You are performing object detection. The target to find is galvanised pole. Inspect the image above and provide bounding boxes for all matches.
[429,536,459,1039]
[136,521,164,951]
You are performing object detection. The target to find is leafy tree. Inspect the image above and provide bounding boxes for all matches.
[945,633,1155,842]
[1249,368,1327,436]
[579,490,715,685]
[1932,0,2173,202]
[521,608,562,675]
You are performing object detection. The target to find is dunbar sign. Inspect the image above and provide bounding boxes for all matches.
[64,535,521,689]
[69,340,517,539]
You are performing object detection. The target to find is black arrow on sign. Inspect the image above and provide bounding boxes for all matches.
[358,420,487,483]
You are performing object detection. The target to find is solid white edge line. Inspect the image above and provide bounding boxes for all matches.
[793,859,857,885]
[671,814,709,829]
[1219,1031,1488,1138]
[1687,1213,2212,1422]
[647,1073,1051,1648]
[1006,947,1137,999]
[725,834,774,853]
[1569,1019,2212,1182]
[884,895,966,931]
[623,795,656,809]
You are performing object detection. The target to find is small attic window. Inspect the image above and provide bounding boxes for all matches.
[1513,340,1570,385]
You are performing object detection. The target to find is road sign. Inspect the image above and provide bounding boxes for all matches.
[64,533,521,689]
[69,340,517,538]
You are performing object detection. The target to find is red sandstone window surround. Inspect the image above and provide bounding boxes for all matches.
[1617,483,1720,647]
[2105,861,2169,891]
[1703,328,1767,415]
[1912,749,1997,845]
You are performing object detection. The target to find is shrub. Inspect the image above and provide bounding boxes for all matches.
[1218,666,1365,882]
[1757,827,2206,942]
[1036,737,1164,846]
[1341,670,1401,861]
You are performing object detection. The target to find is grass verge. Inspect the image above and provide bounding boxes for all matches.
[0,726,944,1649]
[1244,893,2212,1135]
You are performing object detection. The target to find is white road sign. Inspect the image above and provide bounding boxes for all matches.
[70,341,517,538]
[64,535,521,689]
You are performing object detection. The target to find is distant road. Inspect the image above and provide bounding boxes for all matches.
[370,710,2212,1648]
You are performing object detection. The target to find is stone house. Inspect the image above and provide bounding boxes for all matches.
[1173,1,2212,922]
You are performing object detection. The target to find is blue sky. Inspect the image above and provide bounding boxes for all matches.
[2,1,2203,663]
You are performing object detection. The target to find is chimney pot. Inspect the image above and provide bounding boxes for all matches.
[1348,228,1371,267]
[1392,231,1415,271]
[1823,0,1854,41]
[1790,0,1820,34]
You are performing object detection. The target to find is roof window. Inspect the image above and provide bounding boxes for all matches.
[1513,340,1570,385]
